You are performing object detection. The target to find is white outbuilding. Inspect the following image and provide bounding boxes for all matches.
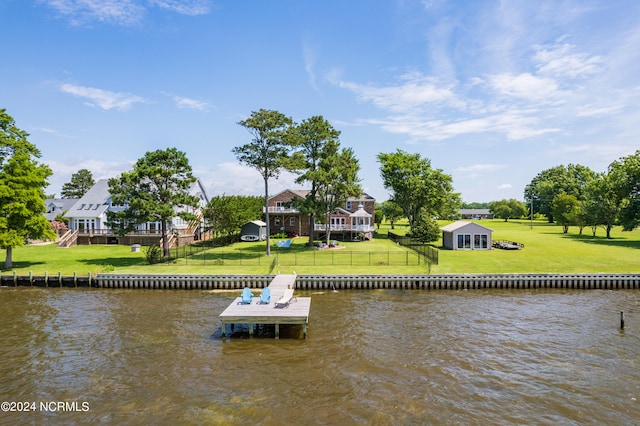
[441,221,493,250]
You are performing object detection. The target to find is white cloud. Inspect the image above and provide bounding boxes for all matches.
[368,109,560,141]
[331,71,463,112]
[60,83,147,111]
[40,0,210,26]
[193,163,301,198]
[497,183,512,190]
[45,158,134,196]
[148,0,210,16]
[534,40,604,78]
[303,41,319,92]
[39,0,146,26]
[38,128,78,139]
[486,72,562,103]
[575,104,622,117]
[168,94,210,111]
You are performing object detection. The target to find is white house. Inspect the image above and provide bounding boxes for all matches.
[63,178,209,246]
[441,221,493,250]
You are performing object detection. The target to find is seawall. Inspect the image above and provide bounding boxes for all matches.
[2,273,639,290]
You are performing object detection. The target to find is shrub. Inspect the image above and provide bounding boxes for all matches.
[143,245,162,264]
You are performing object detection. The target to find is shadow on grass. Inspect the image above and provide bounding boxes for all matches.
[1,260,46,271]
[78,257,148,268]
[559,233,640,250]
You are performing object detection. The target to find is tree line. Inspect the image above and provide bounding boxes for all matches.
[524,156,640,238]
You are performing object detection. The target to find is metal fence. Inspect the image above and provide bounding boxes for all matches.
[167,248,425,267]
[387,232,439,265]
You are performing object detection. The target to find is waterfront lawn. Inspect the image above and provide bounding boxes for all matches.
[432,219,640,274]
[1,219,639,276]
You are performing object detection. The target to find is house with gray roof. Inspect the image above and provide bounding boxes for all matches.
[63,178,209,247]
[44,198,78,222]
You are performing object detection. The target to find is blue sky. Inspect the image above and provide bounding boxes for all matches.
[2,0,639,203]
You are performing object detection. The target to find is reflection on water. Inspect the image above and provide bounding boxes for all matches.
[1,287,639,425]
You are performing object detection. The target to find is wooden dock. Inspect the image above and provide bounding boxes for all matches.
[219,274,310,339]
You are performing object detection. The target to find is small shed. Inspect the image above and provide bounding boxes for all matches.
[241,220,267,241]
[441,221,493,250]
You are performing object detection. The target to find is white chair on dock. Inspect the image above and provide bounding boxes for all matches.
[274,289,296,308]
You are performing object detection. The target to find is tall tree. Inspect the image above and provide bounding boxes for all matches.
[489,199,527,222]
[315,145,362,245]
[233,109,295,256]
[377,149,456,230]
[0,109,56,269]
[106,148,199,258]
[524,164,596,222]
[585,172,620,239]
[551,192,579,233]
[609,150,640,231]
[381,200,404,229]
[291,116,342,246]
[61,168,95,198]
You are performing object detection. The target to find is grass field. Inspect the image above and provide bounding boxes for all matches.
[1,219,639,276]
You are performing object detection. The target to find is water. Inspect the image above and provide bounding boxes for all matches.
[1,287,639,425]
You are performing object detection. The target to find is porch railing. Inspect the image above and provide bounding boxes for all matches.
[313,224,376,232]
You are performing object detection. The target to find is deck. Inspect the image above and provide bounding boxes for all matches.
[219,274,310,339]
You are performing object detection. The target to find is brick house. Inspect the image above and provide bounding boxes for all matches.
[266,189,376,239]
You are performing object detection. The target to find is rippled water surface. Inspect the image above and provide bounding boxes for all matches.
[1,287,639,425]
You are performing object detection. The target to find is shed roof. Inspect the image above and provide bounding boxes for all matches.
[441,220,493,233]
[247,220,266,226]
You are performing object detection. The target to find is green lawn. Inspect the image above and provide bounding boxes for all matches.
[1,219,639,276]
[432,219,640,274]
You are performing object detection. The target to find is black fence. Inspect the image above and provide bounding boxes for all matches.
[388,232,439,265]
[166,249,424,267]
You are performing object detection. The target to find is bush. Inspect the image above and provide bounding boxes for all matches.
[409,215,440,243]
[143,245,162,264]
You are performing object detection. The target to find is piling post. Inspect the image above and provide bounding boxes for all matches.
[621,311,625,330]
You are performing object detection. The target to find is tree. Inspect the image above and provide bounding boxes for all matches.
[489,199,527,222]
[585,172,620,239]
[551,192,579,233]
[409,210,441,243]
[290,115,342,247]
[61,169,95,198]
[233,109,295,256]
[524,164,596,222]
[203,195,263,238]
[381,200,404,229]
[609,150,640,231]
[106,148,199,258]
[378,150,457,231]
[0,109,56,269]
[374,208,384,229]
[315,145,361,245]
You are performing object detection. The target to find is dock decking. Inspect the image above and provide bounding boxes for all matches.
[219,274,310,339]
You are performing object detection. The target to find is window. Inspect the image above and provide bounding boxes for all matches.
[274,217,280,226]
[346,201,352,210]
[289,217,295,226]
[457,234,471,249]
[474,234,488,249]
